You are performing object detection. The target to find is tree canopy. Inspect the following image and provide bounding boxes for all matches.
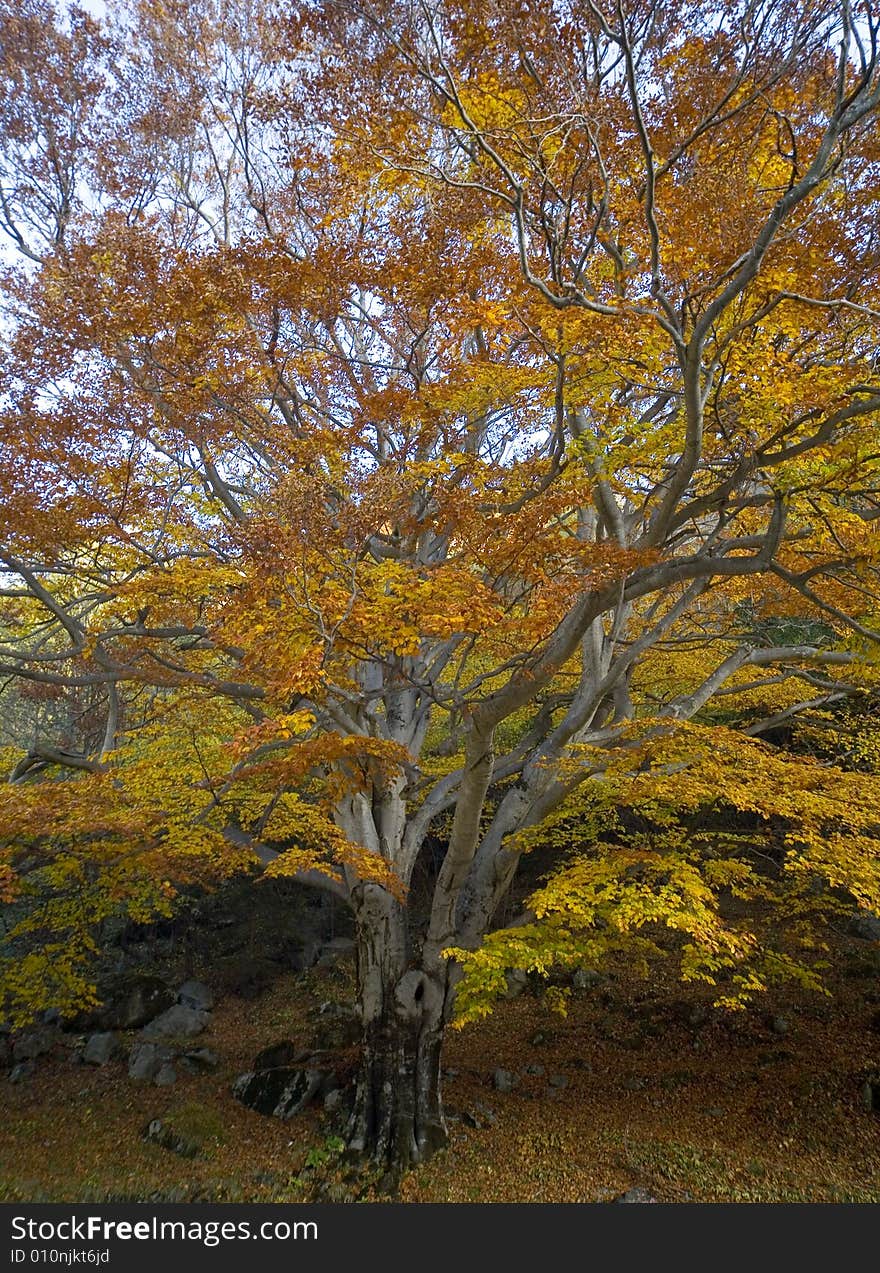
[1,0,880,1167]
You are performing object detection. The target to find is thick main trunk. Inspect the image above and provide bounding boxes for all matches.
[346,982,447,1171]
[346,884,449,1173]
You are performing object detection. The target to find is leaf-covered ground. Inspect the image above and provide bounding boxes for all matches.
[2,939,879,1204]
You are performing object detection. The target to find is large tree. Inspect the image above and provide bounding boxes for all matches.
[2,0,880,1170]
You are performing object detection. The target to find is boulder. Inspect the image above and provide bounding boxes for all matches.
[492,1068,517,1093]
[82,1032,123,1066]
[253,1039,305,1071]
[323,1088,345,1114]
[142,1119,200,1159]
[9,1061,35,1083]
[232,1067,296,1116]
[128,1040,174,1083]
[232,1066,332,1119]
[154,1064,177,1087]
[215,955,279,1000]
[311,1002,360,1050]
[177,980,214,1012]
[101,976,175,1030]
[503,969,528,999]
[528,1029,558,1047]
[12,1025,56,1063]
[275,1070,333,1118]
[142,1005,210,1041]
[572,968,603,990]
[461,1100,497,1129]
[849,911,880,942]
[180,1048,220,1074]
[613,1187,658,1204]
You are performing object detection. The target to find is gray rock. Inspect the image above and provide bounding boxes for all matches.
[770,1016,790,1036]
[503,969,528,999]
[323,1088,345,1113]
[528,1030,556,1047]
[253,1039,303,1071]
[319,1068,341,1097]
[573,968,603,990]
[142,1119,200,1159]
[9,1060,36,1083]
[492,1068,517,1093]
[142,1005,210,1041]
[102,976,175,1030]
[462,1100,497,1129]
[232,1067,329,1119]
[180,1048,220,1073]
[128,1041,173,1083]
[547,1073,568,1089]
[82,1032,122,1066]
[849,911,880,942]
[154,1064,177,1087]
[215,955,280,1000]
[12,1026,56,1062]
[177,980,214,1012]
[614,1187,658,1204]
[524,1063,545,1077]
[275,1070,326,1118]
[310,1002,360,1050]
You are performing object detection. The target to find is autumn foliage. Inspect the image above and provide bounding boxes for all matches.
[1,0,880,1166]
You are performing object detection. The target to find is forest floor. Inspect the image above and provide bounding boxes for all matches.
[2,937,879,1204]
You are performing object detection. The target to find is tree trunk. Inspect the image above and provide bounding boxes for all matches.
[346,884,449,1174]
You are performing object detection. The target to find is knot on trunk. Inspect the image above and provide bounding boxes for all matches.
[393,970,443,1024]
